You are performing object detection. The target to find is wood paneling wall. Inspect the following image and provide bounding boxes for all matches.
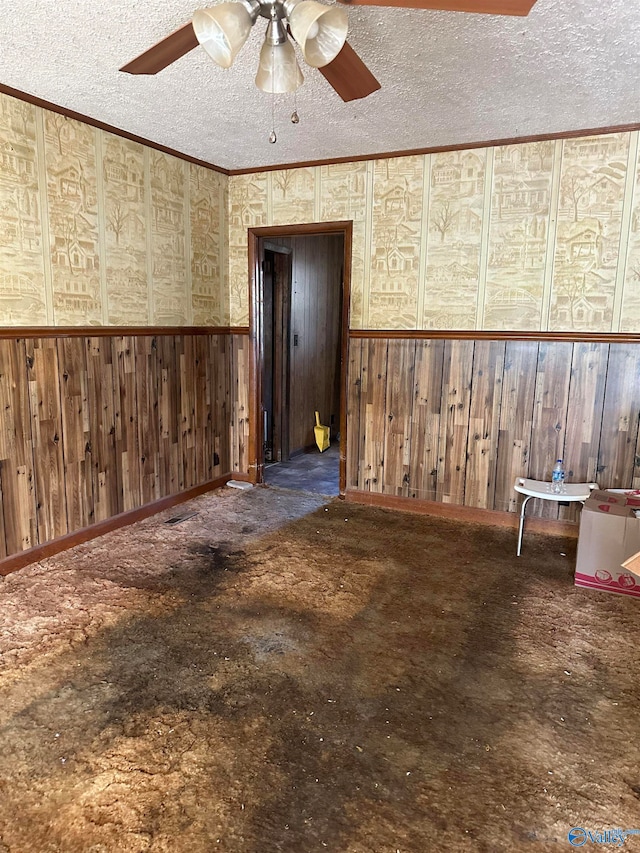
[0,332,249,561]
[347,337,640,520]
[268,234,344,453]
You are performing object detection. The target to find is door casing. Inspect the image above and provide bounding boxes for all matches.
[247,221,353,493]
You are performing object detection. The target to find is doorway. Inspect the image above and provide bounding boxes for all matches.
[248,222,352,494]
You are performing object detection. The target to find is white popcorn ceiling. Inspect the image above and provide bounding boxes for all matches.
[0,0,638,171]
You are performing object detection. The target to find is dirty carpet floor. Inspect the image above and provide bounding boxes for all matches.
[0,486,639,853]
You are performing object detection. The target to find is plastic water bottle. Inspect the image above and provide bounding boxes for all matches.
[551,459,565,494]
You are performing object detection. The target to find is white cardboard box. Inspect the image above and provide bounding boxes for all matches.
[575,491,640,598]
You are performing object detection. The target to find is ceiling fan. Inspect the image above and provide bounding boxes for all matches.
[120,0,538,103]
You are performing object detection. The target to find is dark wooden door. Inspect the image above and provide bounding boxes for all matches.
[261,244,292,463]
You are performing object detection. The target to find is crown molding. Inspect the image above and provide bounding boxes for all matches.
[2,81,639,177]
[228,122,640,174]
[0,82,230,175]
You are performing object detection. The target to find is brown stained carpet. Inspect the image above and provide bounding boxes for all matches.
[0,486,639,853]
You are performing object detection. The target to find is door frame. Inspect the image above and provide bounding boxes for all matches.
[247,220,353,494]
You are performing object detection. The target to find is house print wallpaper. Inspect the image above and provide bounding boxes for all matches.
[623,141,640,331]
[551,133,628,332]
[149,151,188,325]
[484,141,553,331]
[0,96,47,323]
[191,163,227,326]
[0,90,227,327]
[228,171,268,328]
[369,155,423,329]
[2,83,640,333]
[424,148,486,329]
[228,130,640,332]
[44,112,102,325]
[102,133,148,325]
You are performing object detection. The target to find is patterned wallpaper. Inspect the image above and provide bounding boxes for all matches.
[0,90,228,326]
[2,84,640,333]
[228,131,640,332]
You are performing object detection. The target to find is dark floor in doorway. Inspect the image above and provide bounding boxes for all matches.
[264,442,339,495]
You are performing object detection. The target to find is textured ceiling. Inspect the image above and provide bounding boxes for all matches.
[0,0,639,171]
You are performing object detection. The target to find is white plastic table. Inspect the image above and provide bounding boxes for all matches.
[514,477,598,556]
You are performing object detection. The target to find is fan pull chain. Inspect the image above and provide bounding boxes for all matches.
[291,38,300,124]
[269,97,277,143]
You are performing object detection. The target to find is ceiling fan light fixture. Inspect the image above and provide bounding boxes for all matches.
[285,0,348,68]
[193,3,257,69]
[255,20,304,93]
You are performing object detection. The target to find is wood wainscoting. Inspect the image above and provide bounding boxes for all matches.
[0,329,250,571]
[347,335,640,523]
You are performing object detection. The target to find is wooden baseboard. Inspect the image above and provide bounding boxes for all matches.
[228,471,252,482]
[0,474,235,577]
[1,478,575,576]
[344,489,579,538]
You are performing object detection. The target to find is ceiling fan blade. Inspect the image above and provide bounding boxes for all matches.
[336,0,537,13]
[319,42,380,102]
[120,23,198,75]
